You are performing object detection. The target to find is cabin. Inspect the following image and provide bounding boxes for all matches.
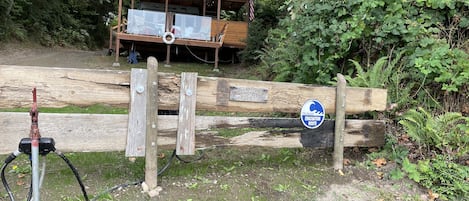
[111,0,252,69]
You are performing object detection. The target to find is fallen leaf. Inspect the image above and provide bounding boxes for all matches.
[343,158,351,166]
[17,173,26,178]
[158,153,165,159]
[387,103,398,111]
[376,171,384,179]
[399,134,410,143]
[338,169,345,176]
[428,189,439,201]
[16,180,25,186]
[368,148,379,153]
[372,158,387,168]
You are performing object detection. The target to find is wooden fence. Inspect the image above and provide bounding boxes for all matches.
[0,60,388,194]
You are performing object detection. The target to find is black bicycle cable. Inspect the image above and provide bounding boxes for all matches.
[1,151,22,201]
[1,160,15,201]
[55,150,90,201]
[91,148,207,200]
[3,148,205,201]
[175,149,205,163]
[90,149,178,201]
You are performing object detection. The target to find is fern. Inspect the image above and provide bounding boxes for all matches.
[402,156,469,200]
[346,51,404,89]
[402,158,421,182]
[399,108,469,156]
[346,59,368,87]
[398,108,426,147]
[369,56,390,88]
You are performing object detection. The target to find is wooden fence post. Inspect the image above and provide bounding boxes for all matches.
[333,73,346,170]
[176,72,198,155]
[144,57,161,196]
[126,69,147,157]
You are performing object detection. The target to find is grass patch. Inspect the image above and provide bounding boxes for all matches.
[195,111,299,118]
[0,147,331,200]
[0,104,128,114]
[214,128,265,138]
[108,57,255,79]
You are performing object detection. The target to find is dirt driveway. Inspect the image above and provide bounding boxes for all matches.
[0,44,429,201]
[0,44,116,69]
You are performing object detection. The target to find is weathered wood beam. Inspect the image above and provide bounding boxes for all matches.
[117,33,222,48]
[144,57,159,193]
[118,33,164,43]
[0,65,132,108]
[0,112,385,155]
[115,0,123,63]
[126,69,147,156]
[176,73,198,155]
[0,65,387,114]
[217,0,221,20]
[333,74,346,170]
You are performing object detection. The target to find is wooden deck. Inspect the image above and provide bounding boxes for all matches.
[118,33,223,48]
[212,20,248,48]
[114,19,247,50]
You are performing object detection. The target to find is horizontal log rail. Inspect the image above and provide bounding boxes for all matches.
[0,65,387,114]
[0,112,384,154]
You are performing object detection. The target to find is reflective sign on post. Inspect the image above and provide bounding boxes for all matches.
[300,99,325,129]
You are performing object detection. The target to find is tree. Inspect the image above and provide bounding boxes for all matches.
[0,0,114,49]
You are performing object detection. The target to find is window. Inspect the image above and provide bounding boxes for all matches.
[174,14,211,41]
[127,9,166,36]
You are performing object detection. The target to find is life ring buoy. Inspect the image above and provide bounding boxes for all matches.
[163,32,175,44]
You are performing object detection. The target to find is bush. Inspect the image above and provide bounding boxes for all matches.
[399,108,469,200]
[0,0,114,49]
[239,0,285,64]
[258,0,469,112]
[403,156,469,200]
[399,108,469,157]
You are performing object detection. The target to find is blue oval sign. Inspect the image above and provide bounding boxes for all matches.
[300,99,325,129]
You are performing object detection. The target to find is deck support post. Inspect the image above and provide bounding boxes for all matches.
[165,45,171,66]
[113,0,123,67]
[203,0,206,16]
[213,0,221,71]
[214,47,219,71]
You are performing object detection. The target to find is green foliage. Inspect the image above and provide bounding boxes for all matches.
[10,164,31,174]
[366,133,409,164]
[399,107,469,157]
[389,168,405,180]
[258,0,469,112]
[410,38,469,92]
[0,0,114,48]
[215,128,264,138]
[240,0,285,64]
[273,183,290,192]
[0,104,128,114]
[402,156,469,200]
[346,50,405,88]
[260,0,365,84]
[219,184,230,191]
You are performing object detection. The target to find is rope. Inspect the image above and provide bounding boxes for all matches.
[184,45,234,64]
